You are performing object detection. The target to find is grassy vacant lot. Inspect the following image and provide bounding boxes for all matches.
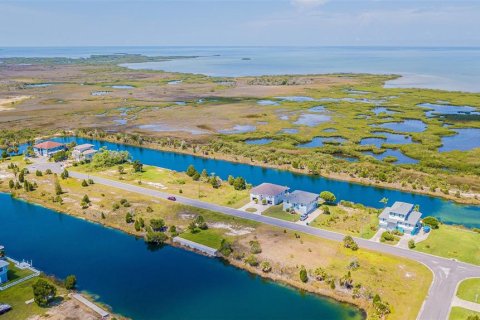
[310,204,379,239]
[179,228,233,249]
[457,278,480,303]
[0,276,66,320]
[449,307,480,320]
[263,204,300,222]
[415,225,480,265]
[72,163,250,208]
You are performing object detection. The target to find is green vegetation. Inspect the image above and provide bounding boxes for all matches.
[180,228,232,249]
[343,235,359,251]
[299,266,308,283]
[457,278,480,303]
[423,216,440,229]
[64,275,77,290]
[415,225,480,265]
[310,202,378,238]
[320,191,336,204]
[0,275,65,320]
[380,231,401,245]
[449,307,480,320]
[32,278,57,307]
[262,204,300,222]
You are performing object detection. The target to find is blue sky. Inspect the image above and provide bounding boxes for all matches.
[0,0,479,46]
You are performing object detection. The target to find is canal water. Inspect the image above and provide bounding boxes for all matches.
[0,193,362,320]
[51,137,480,229]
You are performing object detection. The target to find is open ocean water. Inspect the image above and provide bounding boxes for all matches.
[1,46,479,92]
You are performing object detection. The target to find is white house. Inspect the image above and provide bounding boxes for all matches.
[379,201,422,235]
[33,141,66,157]
[283,190,319,215]
[250,183,289,205]
[72,144,97,162]
[0,260,8,284]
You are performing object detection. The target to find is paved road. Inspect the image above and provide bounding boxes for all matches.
[71,171,480,320]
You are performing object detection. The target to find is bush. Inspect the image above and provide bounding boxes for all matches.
[261,261,272,273]
[32,279,57,307]
[233,176,246,190]
[219,239,233,256]
[144,231,168,245]
[249,240,262,254]
[343,235,359,251]
[380,231,395,242]
[35,170,42,177]
[320,191,336,204]
[299,266,308,283]
[422,216,440,229]
[150,218,165,231]
[125,212,133,224]
[245,254,258,266]
[92,149,131,168]
[64,275,77,290]
[408,239,416,249]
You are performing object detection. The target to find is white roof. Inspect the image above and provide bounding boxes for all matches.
[0,260,9,268]
[73,144,95,152]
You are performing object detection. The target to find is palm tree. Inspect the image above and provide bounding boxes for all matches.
[379,197,388,207]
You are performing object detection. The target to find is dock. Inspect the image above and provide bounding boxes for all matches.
[72,293,109,319]
[172,237,218,257]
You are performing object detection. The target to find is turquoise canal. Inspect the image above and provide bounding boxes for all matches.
[48,136,479,228]
[0,193,362,320]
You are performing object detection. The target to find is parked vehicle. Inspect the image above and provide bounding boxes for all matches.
[300,214,308,221]
[0,304,12,315]
[167,196,176,201]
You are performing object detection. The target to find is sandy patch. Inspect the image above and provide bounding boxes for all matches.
[0,95,31,111]
[210,222,255,236]
[27,297,102,320]
[145,181,167,189]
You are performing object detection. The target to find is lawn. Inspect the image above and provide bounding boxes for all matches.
[179,228,232,249]
[4,262,35,284]
[457,278,480,303]
[309,204,379,239]
[0,276,65,320]
[449,307,480,320]
[415,225,480,265]
[262,204,300,222]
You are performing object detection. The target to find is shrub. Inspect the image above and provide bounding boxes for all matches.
[219,239,233,256]
[146,206,153,213]
[320,191,336,204]
[423,216,440,229]
[245,254,258,266]
[150,218,165,231]
[144,231,168,245]
[125,212,133,224]
[112,203,120,210]
[249,240,262,254]
[64,275,77,290]
[408,239,416,249]
[35,170,42,177]
[381,231,395,242]
[32,279,57,307]
[343,235,359,251]
[261,261,272,273]
[186,164,198,177]
[233,176,246,190]
[314,267,327,281]
[299,266,308,283]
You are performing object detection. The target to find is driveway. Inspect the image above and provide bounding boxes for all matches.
[69,171,480,320]
[28,158,64,174]
[239,201,271,214]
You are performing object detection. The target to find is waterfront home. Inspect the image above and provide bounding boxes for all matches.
[283,190,319,215]
[33,141,66,157]
[72,144,97,161]
[378,201,422,235]
[250,183,289,205]
[0,260,8,284]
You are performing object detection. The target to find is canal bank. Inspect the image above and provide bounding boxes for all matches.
[48,136,480,229]
[0,193,364,320]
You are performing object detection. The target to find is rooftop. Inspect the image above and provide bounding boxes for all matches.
[74,144,95,152]
[33,141,64,150]
[390,201,414,215]
[285,190,319,204]
[250,183,289,196]
[83,149,97,155]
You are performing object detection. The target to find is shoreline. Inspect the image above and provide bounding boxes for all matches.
[2,191,368,319]
[69,132,480,206]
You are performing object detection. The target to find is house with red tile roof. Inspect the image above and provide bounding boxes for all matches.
[33,141,66,157]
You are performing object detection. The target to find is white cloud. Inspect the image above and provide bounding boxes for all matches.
[291,0,329,9]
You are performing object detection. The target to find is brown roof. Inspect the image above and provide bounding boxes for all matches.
[34,141,64,150]
[250,183,289,196]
